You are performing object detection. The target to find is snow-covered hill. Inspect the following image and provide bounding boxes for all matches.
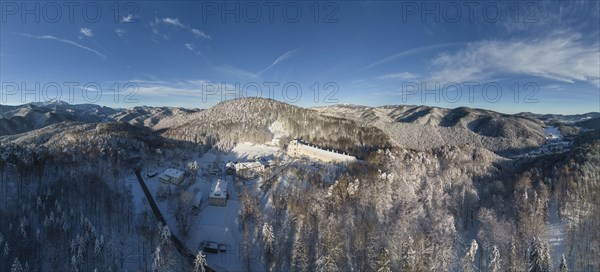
[314,104,548,154]
[0,100,199,136]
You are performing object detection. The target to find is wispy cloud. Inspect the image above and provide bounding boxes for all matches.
[191,28,211,39]
[215,65,259,79]
[150,17,211,42]
[79,28,93,37]
[184,43,194,51]
[258,48,300,75]
[377,72,418,80]
[122,14,135,23]
[162,17,184,28]
[22,33,106,58]
[360,43,461,71]
[210,48,300,79]
[115,29,126,37]
[428,31,600,87]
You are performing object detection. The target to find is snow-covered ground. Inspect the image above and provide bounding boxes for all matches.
[268,120,288,146]
[229,142,280,161]
[544,125,563,140]
[513,124,571,159]
[124,142,281,271]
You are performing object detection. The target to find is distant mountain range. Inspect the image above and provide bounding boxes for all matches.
[0,100,200,136]
[1,98,598,156]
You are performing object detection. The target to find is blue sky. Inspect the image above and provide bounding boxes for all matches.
[1,1,599,114]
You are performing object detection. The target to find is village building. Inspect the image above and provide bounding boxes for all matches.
[159,168,185,185]
[146,169,158,178]
[287,139,356,163]
[208,179,227,206]
[225,162,236,175]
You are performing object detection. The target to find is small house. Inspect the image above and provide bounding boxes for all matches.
[159,168,185,185]
[202,241,219,254]
[146,169,158,178]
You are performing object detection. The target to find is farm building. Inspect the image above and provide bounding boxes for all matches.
[208,179,227,206]
[287,139,356,163]
[159,168,185,185]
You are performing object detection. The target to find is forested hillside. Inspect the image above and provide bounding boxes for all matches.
[0,98,598,271]
[160,98,392,158]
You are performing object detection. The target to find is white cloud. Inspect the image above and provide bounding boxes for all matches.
[151,17,212,42]
[22,33,106,58]
[542,84,562,90]
[79,28,93,37]
[184,43,194,51]
[258,48,300,75]
[191,28,211,39]
[115,29,126,37]
[360,43,461,71]
[429,32,600,87]
[162,17,184,28]
[122,14,135,23]
[377,72,418,80]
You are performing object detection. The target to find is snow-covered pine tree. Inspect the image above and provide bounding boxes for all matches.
[262,222,274,265]
[541,241,551,272]
[377,247,391,272]
[316,253,339,272]
[194,251,207,272]
[507,239,519,272]
[159,224,171,245]
[4,241,10,258]
[400,236,416,272]
[152,245,161,271]
[488,245,501,272]
[10,257,23,272]
[94,235,104,259]
[461,239,478,272]
[528,237,550,272]
[558,253,568,272]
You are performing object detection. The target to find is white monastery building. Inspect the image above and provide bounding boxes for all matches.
[287,139,357,163]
